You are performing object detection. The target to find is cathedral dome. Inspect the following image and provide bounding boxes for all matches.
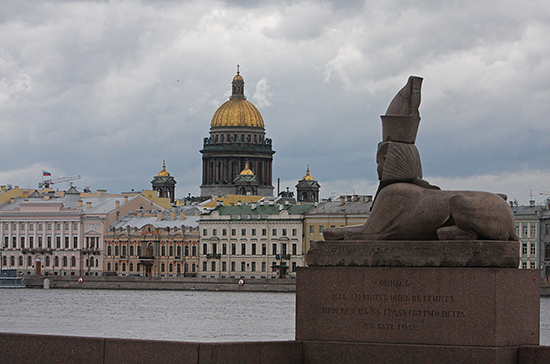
[210,66,265,128]
[210,99,265,128]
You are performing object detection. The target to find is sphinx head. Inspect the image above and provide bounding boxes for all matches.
[376,141,422,182]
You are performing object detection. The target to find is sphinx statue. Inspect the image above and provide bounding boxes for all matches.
[323,76,519,241]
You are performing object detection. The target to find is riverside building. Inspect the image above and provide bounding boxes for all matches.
[199,199,315,279]
[303,195,373,256]
[512,201,543,270]
[104,207,199,277]
[0,186,167,276]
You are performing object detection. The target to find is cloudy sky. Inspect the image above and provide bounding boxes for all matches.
[1,0,549,205]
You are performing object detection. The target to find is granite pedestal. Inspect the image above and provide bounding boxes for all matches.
[297,241,540,364]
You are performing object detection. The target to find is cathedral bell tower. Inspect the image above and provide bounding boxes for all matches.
[200,66,275,197]
[296,166,320,203]
[151,161,177,203]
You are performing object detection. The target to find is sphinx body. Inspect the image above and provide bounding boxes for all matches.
[323,183,518,241]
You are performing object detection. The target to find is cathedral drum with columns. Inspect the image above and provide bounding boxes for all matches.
[200,67,275,197]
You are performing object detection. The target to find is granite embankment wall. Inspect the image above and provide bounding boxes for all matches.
[24,276,296,292]
[0,333,301,364]
[1,333,550,364]
[25,276,550,295]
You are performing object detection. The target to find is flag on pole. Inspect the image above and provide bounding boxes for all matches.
[43,171,51,177]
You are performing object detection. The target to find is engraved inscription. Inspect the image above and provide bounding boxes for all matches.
[322,282,465,335]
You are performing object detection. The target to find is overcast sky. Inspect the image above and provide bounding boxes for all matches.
[1,0,549,205]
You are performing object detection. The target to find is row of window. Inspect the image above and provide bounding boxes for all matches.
[106,244,198,257]
[521,260,536,269]
[2,222,78,232]
[2,255,98,268]
[202,242,298,256]
[204,228,298,237]
[521,242,537,256]
[516,223,537,238]
[106,261,196,273]
[201,260,298,273]
[4,235,79,249]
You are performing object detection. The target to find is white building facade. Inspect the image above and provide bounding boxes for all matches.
[199,201,315,279]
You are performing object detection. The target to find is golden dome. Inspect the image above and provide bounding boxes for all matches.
[211,99,265,128]
[240,161,254,176]
[158,161,170,176]
[210,66,265,128]
[302,166,315,181]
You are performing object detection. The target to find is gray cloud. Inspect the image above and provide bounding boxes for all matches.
[1,0,549,205]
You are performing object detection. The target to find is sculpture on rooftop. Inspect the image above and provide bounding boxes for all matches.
[323,76,519,241]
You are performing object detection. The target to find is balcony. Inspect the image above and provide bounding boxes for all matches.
[206,253,221,259]
[275,254,291,260]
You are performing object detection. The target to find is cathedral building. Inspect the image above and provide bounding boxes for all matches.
[200,67,275,197]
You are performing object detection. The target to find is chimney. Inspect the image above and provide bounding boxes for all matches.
[78,200,83,207]
[9,198,15,204]
[124,196,128,203]
[530,200,536,207]
[86,202,92,208]
[115,200,120,208]
[157,212,163,221]
[170,212,176,220]
[44,195,50,201]
[340,196,345,206]
[180,212,186,220]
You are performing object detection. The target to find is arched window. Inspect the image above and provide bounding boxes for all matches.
[10,256,15,266]
[122,263,126,271]
[161,263,165,272]
[45,256,50,267]
[63,256,68,267]
[54,256,59,267]
[71,256,76,267]
[27,256,32,267]
[19,256,23,266]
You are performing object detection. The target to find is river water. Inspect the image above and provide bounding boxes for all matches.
[1,290,550,344]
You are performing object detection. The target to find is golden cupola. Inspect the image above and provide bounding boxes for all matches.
[302,165,315,181]
[157,160,171,176]
[240,161,254,176]
[210,66,265,128]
